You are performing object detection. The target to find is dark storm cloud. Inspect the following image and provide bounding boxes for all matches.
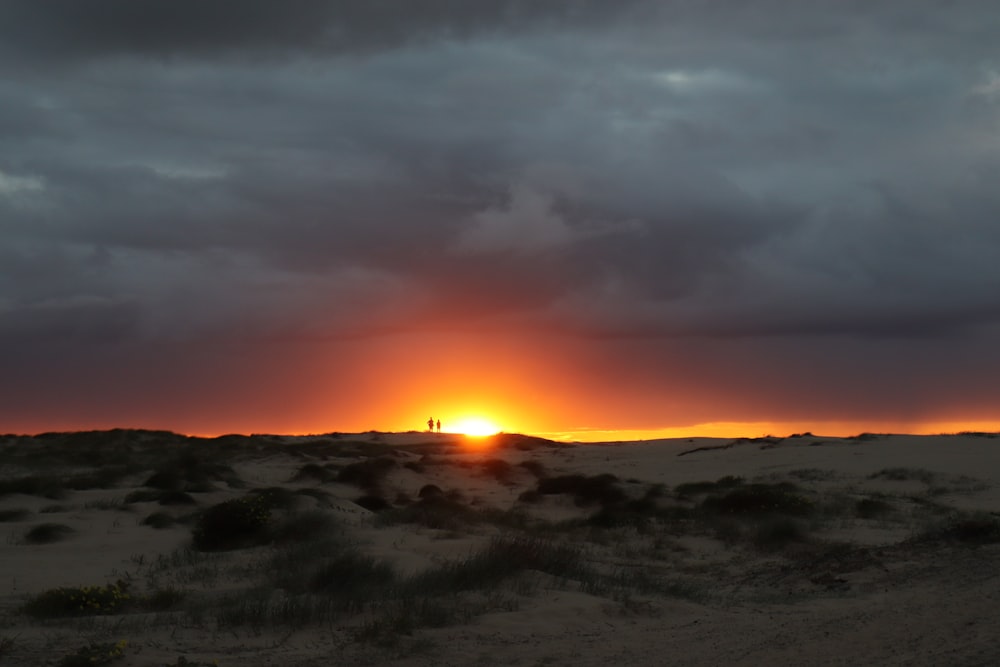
[0,0,641,65]
[2,1,1000,354]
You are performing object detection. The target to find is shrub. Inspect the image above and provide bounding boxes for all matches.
[380,495,477,530]
[921,514,1000,545]
[337,457,396,490]
[753,517,809,551]
[517,460,547,478]
[0,508,30,522]
[268,510,339,544]
[141,512,175,529]
[295,487,333,506]
[855,497,893,519]
[57,639,128,667]
[310,552,397,604]
[139,588,185,611]
[536,474,625,507]
[418,484,443,499]
[404,535,582,596]
[158,490,197,506]
[517,489,543,504]
[869,468,936,484]
[249,486,302,511]
[291,463,336,483]
[23,523,74,544]
[144,470,184,491]
[675,476,744,499]
[355,495,391,512]
[22,583,131,618]
[0,475,65,499]
[124,489,163,504]
[192,496,271,551]
[480,459,514,483]
[702,483,814,517]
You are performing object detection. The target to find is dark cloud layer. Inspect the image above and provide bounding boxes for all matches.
[2,1,999,433]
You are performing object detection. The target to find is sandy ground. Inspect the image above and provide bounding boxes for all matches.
[2,430,999,666]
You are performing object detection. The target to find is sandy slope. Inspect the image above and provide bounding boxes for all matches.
[1,430,999,666]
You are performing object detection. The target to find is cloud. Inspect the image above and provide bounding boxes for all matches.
[3,0,1000,433]
[0,0,645,67]
[456,185,577,254]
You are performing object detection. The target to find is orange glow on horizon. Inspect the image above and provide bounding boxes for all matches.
[450,416,502,437]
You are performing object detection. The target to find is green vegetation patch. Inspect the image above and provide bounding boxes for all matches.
[22,583,132,618]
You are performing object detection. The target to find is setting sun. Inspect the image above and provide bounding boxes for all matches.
[451,417,502,437]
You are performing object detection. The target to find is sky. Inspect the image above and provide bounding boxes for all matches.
[2,0,1000,439]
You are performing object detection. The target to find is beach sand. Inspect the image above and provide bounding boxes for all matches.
[2,430,999,666]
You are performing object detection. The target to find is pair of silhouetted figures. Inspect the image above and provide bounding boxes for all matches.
[427,417,441,433]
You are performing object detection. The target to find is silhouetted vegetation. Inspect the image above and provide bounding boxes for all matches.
[23,523,74,544]
[701,482,814,517]
[855,497,893,518]
[355,495,392,512]
[918,513,1000,545]
[0,508,30,522]
[674,475,743,499]
[337,457,397,491]
[142,512,176,529]
[536,474,625,507]
[191,496,271,551]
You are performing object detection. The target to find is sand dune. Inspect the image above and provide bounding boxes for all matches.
[2,430,999,666]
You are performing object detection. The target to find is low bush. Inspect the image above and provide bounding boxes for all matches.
[0,508,30,522]
[753,517,809,550]
[310,552,397,607]
[517,460,547,478]
[855,497,893,519]
[250,486,302,511]
[22,582,131,618]
[0,475,66,500]
[57,639,128,667]
[701,483,814,517]
[23,523,74,544]
[337,457,396,491]
[124,489,163,504]
[869,467,936,484]
[291,463,336,483]
[158,490,197,506]
[404,535,582,596]
[517,489,543,504]
[536,474,625,507]
[480,459,515,483]
[380,495,477,530]
[675,476,744,499]
[192,495,271,551]
[141,512,176,529]
[920,513,1000,545]
[418,484,443,499]
[268,510,339,544]
[355,495,391,512]
[139,587,186,611]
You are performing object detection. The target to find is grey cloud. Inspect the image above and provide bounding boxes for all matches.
[0,0,642,66]
[1,0,999,350]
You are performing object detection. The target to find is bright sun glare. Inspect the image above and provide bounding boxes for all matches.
[452,417,501,437]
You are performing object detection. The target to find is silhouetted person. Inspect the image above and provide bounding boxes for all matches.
[427,417,434,432]
[436,419,441,432]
